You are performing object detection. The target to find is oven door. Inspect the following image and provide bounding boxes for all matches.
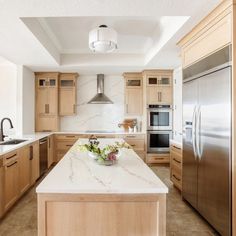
[147,108,172,130]
[147,130,173,153]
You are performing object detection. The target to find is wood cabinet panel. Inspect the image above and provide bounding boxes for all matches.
[125,88,143,115]
[48,135,54,168]
[30,141,40,185]
[3,156,19,211]
[47,87,58,115]
[124,139,145,151]
[146,153,170,164]
[59,88,76,116]
[18,146,31,195]
[36,115,59,132]
[147,86,172,105]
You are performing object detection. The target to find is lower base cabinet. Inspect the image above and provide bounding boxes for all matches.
[170,143,182,191]
[3,151,19,212]
[0,141,40,218]
[19,146,31,195]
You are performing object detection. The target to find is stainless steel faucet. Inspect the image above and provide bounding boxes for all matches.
[0,118,14,142]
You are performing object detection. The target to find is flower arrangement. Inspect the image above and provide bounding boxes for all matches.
[78,136,130,165]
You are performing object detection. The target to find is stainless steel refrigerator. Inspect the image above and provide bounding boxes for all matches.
[182,46,232,236]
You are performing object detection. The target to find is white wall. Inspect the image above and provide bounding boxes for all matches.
[0,64,17,136]
[16,65,35,135]
[173,67,182,142]
[60,75,142,131]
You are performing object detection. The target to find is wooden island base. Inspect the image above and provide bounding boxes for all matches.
[38,193,166,236]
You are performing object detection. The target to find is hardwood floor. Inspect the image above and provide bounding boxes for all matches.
[0,166,218,236]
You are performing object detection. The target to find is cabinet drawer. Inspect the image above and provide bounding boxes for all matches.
[3,151,18,166]
[123,134,145,139]
[146,154,170,164]
[170,144,182,155]
[55,134,80,141]
[171,168,182,190]
[56,141,76,152]
[125,139,144,151]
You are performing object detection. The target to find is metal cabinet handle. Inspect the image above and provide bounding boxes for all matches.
[126,104,128,113]
[173,158,181,164]
[130,144,136,147]
[66,144,73,147]
[126,135,135,138]
[6,154,17,160]
[173,174,180,182]
[6,161,17,168]
[45,104,49,114]
[29,146,33,160]
[160,92,162,102]
[173,145,181,150]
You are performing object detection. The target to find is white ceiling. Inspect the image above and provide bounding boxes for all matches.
[0,0,221,74]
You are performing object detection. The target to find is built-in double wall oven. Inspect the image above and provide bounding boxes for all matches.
[147,105,173,153]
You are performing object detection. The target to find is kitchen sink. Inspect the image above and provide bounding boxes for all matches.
[0,139,27,145]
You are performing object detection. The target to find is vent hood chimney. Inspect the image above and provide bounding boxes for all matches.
[88,74,113,104]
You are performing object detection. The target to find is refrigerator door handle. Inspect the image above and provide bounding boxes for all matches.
[196,106,202,160]
[192,106,197,159]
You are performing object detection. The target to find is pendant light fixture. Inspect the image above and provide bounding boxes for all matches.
[89,25,118,53]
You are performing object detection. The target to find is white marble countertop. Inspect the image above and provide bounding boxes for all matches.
[0,132,52,156]
[0,131,145,156]
[36,138,168,194]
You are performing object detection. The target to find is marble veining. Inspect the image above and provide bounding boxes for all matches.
[60,75,142,131]
[36,138,168,194]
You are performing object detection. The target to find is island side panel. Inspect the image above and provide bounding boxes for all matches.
[37,193,166,236]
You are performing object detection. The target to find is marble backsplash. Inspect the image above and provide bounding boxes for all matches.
[60,75,141,131]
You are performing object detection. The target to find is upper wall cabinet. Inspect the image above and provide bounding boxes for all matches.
[59,73,79,116]
[143,70,173,105]
[35,72,59,132]
[123,73,143,116]
[177,1,232,68]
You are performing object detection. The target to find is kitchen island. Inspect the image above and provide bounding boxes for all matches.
[36,138,168,236]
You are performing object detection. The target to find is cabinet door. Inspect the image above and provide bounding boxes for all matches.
[36,88,48,115]
[147,87,159,104]
[48,87,58,115]
[159,87,172,104]
[36,115,59,132]
[4,159,19,211]
[48,135,54,167]
[59,88,76,116]
[125,88,142,115]
[18,146,31,195]
[0,165,3,217]
[30,142,40,185]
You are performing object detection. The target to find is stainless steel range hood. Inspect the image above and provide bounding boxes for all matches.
[88,74,113,104]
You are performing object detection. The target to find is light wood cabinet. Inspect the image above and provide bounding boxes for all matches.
[3,151,19,212]
[170,143,182,191]
[48,135,54,167]
[147,86,172,105]
[123,73,143,116]
[54,134,80,162]
[35,72,59,132]
[59,73,78,116]
[120,134,146,161]
[143,70,173,105]
[18,146,31,195]
[30,141,40,185]
[177,1,232,68]
[146,153,170,164]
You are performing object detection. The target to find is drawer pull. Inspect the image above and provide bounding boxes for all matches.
[173,158,181,164]
[66,144,73,147]
[173,145,181,150]
[6,154,17,160]
[173,174,181,182]
[29,146,33,160]
[155,157,164,160]
[66,136,76,138]
[126,135,135,138]
[6,161,17,168]
[130,144,136,147]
